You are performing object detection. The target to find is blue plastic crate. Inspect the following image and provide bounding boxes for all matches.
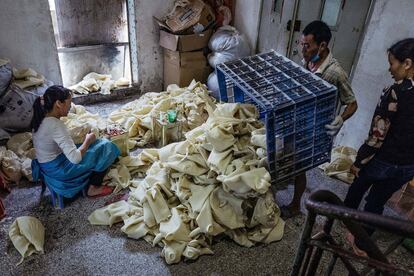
[269,87,293,102]
[292,73,318,84]
[239,71,262,83]
[242,55,264,64]
[316,94,336,109]
[295,147,313,172]
[245,77,271,90]
[264,71,290,83]
[216,66,235,102]
[284,86,315,102]
[296,147,314,162]
[258,52,285,62]
[276,153,295,168]
[295,126,314,146]
[296,137,314,152]
[216,51,338,184]
[247,60,272,70]
[316,108,336,124]
[232,85,272,118]
[304,79,337,100]
[274,61,297,71]
[295,158,314,172]
[285,67,309,78]
[274,106,295,136]
[274,79,300,92]
[225,59,246,70]
[233,65,253,76]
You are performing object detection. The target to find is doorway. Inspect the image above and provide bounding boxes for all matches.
[288,0,373,75]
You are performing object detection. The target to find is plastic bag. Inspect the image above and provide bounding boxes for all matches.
[0,59,12,99]
[0,78,52,138]
[208,51,236,68]
[0,59,52,140]
[0,85,38,134]
[208,26,250,65]
[207,72,220,100]
[0,128,10,140]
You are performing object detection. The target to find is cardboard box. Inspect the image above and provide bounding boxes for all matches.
[160,28,213,52]
[155,0,215,34]
[163,49,211,89]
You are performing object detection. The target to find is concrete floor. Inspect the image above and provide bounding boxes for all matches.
[1,98,413,275]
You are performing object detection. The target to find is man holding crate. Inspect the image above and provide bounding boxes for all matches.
[281,20,358,218]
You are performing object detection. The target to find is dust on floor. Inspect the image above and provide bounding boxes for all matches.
[1,98,412,276]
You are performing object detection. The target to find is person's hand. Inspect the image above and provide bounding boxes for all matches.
[85,132,96,145]
[350,164,360,178]
[325,115,344,136]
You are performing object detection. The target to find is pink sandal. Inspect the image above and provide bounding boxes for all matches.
[88,186,114,198]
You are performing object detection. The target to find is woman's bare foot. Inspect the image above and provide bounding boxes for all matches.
[346,231,368,257]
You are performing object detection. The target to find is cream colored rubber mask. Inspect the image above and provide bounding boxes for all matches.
[69,72,124,95]
[107,81,215,147]
[121,214,148,240]
[0,146,22,184]
[6,132,34,159]
[88,200,132,226]
[9,216,45,265]
[107,165,132,194]
[219,167,271,196]
[87,102,287,264]
[319,146,357,184]
[12,68,45,89]
[161,240,187,264]
[251,128,267,149]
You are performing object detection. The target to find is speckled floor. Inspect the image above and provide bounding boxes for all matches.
[1,98,413,276]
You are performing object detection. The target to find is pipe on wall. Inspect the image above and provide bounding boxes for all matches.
[254,0,264,53]
[286,0,300,58]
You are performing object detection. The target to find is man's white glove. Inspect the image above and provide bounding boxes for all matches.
[325,115,344,136]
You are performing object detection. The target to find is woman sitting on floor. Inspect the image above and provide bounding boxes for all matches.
[31,85,119,198]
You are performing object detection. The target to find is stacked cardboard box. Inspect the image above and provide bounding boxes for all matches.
[161,29,212,89]
[156,0,215,89]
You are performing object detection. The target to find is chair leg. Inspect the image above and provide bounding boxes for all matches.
[40,180,46,195]
[50,188,57,207]
[44,182,64,209]
[57,194,64,209]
